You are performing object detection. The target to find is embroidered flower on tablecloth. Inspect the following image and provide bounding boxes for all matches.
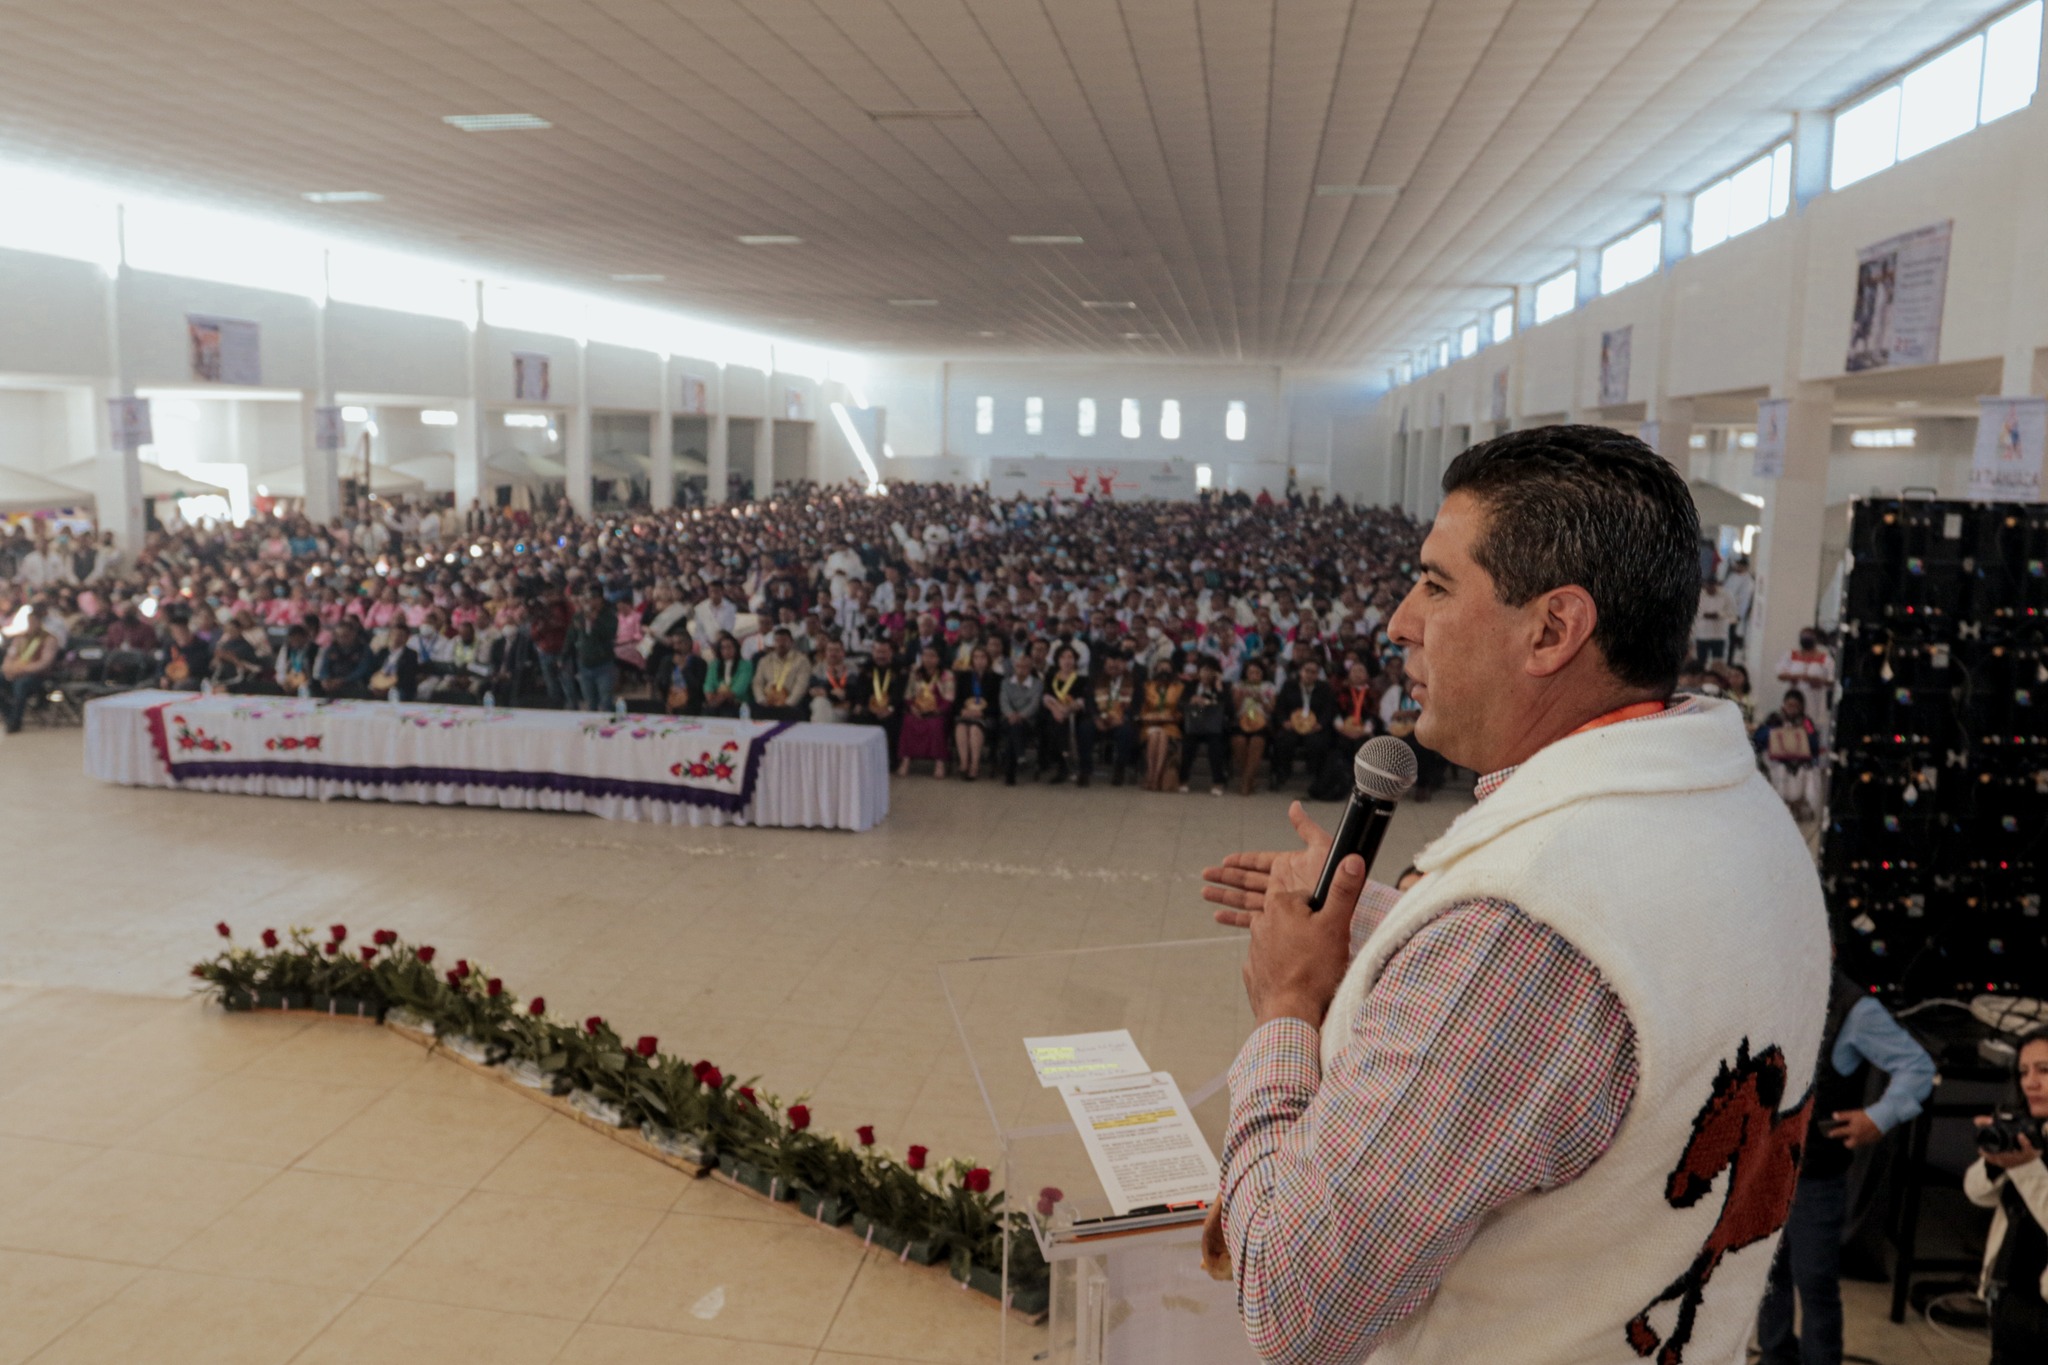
[171,716,231,754]
[262,734,324,752]
[671,738,744,784]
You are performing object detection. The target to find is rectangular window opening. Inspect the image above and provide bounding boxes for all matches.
[1120,398,1141,440]
[1024,395,1043,435]
[1077,397,1097,437]
[1225,400,1247,442]
[1195,463,1213,490]
[1599,220,1661,295]
[1533,269,1577,324]
[1490,302,1514,343]
[1160,398,1182,440]
[1459,323,1480,358]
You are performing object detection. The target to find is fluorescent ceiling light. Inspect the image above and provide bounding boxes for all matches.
[443,114,552,132]
[888,298,939,307]
[420,409,459,426]
[340,405,370,422]
[867,108,978,121]
[736,234,802,246]
[1010,234,1083,245]
[1121,332,1159,340]
[1314,184,1401,197]
[302,191,384,204]
[1082,300,1137,310]
[609,273,665,282]
[503,412,551,428]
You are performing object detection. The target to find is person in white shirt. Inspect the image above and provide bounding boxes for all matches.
[16,543,74,589]
[1692,582,1734,663]
[1723,557,1757,659]
[1776,628,1838,746]
[691,583,738,654]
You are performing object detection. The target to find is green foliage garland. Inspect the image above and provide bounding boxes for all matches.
[193,922,1049,1294]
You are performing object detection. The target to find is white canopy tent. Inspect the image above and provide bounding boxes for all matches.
[1687,479,1765,529]
[46,460,231,501]
[0,467,91,515]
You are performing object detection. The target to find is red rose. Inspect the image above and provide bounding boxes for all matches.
[324,942,339,956]
[856,1125,875,1147]
[738,1086,757,1107]
[446,968,467,986]
[329,924,347,943]
[1036,1186,1064,1216]
[261,929,278,950]
[698,1064,723,1089]
[486,978,503,998]
[373,929,397,946]
[360,945,378,962]
[215,921,231,938]
[416,946,436,964]
[453,960,470,980]
[788,1104,810,1131]
[906,1145,928,1171]
[964,1167,991,1194]
[190,964,206,978]
[529,997,546,1016]
[584,1015,604,1036]
[635,1036,658,1058]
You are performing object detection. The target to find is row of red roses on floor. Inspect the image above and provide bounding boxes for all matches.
[195,921,1026,1278]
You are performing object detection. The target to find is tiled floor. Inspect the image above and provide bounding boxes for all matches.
[0,723,1993,1363]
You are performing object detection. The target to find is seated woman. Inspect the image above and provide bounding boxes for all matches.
[1968,1028,2048,1362]
[1230,659,1275,797]
[951,644,1001,782]
[898,645,955,778]
[701,632,752,718]
[1138,660,1185,793]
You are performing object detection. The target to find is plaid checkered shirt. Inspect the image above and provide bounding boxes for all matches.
[1220,713,1690,1362]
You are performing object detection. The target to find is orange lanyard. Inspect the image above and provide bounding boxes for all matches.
[1569,700,1666,737]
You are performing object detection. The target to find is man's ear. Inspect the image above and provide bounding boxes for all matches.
[1526,585,1599,679]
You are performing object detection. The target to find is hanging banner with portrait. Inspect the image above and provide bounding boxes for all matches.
[784,387,806,421]
[1753,399,1789,479]
[187,315,262,385]
[107,396,153,449]
[1970,396,2048,503]
[512,351,551,402]
[313,406,345,452]
[678,374,708,415]
[1846,221,1951,372]
[1598,326,1632,407]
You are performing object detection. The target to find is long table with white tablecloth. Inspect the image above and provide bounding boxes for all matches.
[84,691,889,831]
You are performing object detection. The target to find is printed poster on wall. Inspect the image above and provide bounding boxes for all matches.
[784,387,805,421]
[1598,326,1632,407]
[186,314,261,385]
[678,374,708,415]
[1490,368,1509,423]
[313,406,345,452]
[1752,399,1789,479]
[1970,396,2048,503]
[513,351,551,402]
[107,396,153,449]
[1846,220,1951,372]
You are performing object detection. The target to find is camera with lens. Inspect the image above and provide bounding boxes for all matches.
[1976,1110,2047,1155]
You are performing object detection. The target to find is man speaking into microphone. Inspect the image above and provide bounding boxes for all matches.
[1201,426,1827,1365]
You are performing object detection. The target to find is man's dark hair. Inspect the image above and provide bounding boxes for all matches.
[1441,424,1699,691]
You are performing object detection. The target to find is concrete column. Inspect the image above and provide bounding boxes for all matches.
[706,366,730,505]
[301,263,340,525]
[1641,396,1695,466]
[565,341,592,516]
[1752,381,1835,709]
[651,354,675,510]
[1574,246,1602,308]
[455,282,489,517]
[1791,110,1831,210]
[755,389,777,500]
[1660,193,1691,269]
[96,237,145,550]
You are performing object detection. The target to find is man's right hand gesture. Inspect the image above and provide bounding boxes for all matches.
[1200,802,1333,928]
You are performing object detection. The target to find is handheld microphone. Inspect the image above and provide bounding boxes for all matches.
[1308,735,1419,911]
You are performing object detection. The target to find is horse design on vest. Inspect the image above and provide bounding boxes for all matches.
[1625,1039,1814,1364]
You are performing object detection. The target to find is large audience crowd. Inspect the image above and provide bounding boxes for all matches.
[2,483,1447,799]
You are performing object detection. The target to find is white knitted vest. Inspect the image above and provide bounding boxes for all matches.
[1322,699,1828,1365]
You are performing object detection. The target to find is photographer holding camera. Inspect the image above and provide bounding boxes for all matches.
[1967,1027,2048,1362]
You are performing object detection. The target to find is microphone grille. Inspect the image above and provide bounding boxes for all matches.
[1355,735,1419,802]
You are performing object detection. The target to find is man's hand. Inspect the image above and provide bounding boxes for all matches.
[1824,1110,1883,1150]
[1242,853,1365,1028]
[1201,803,1333,928]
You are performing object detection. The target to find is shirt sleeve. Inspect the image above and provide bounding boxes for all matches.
[1222,902,1638,1365]
[1834,997,1938,1134]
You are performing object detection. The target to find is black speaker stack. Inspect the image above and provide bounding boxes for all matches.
[1825,497,2048,1005]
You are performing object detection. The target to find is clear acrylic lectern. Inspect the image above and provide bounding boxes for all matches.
[941,936,1262,1365]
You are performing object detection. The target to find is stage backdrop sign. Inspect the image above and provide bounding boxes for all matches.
[1846,220,1951,372]
[988,457,1197,503]
[513,351,551,401]
[1753,399,1789,479]
[107,396,153,449]
[1598,326,1632,406]
[1490,368,1509,423]
[1970,396,2048,503]
[187,315,261,385]
[678,374,708,415]
[313,406,344,452]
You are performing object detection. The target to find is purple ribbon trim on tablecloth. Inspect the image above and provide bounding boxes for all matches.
[162,719,794,814]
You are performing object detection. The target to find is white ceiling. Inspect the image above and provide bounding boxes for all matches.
[0,0,2013,367]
